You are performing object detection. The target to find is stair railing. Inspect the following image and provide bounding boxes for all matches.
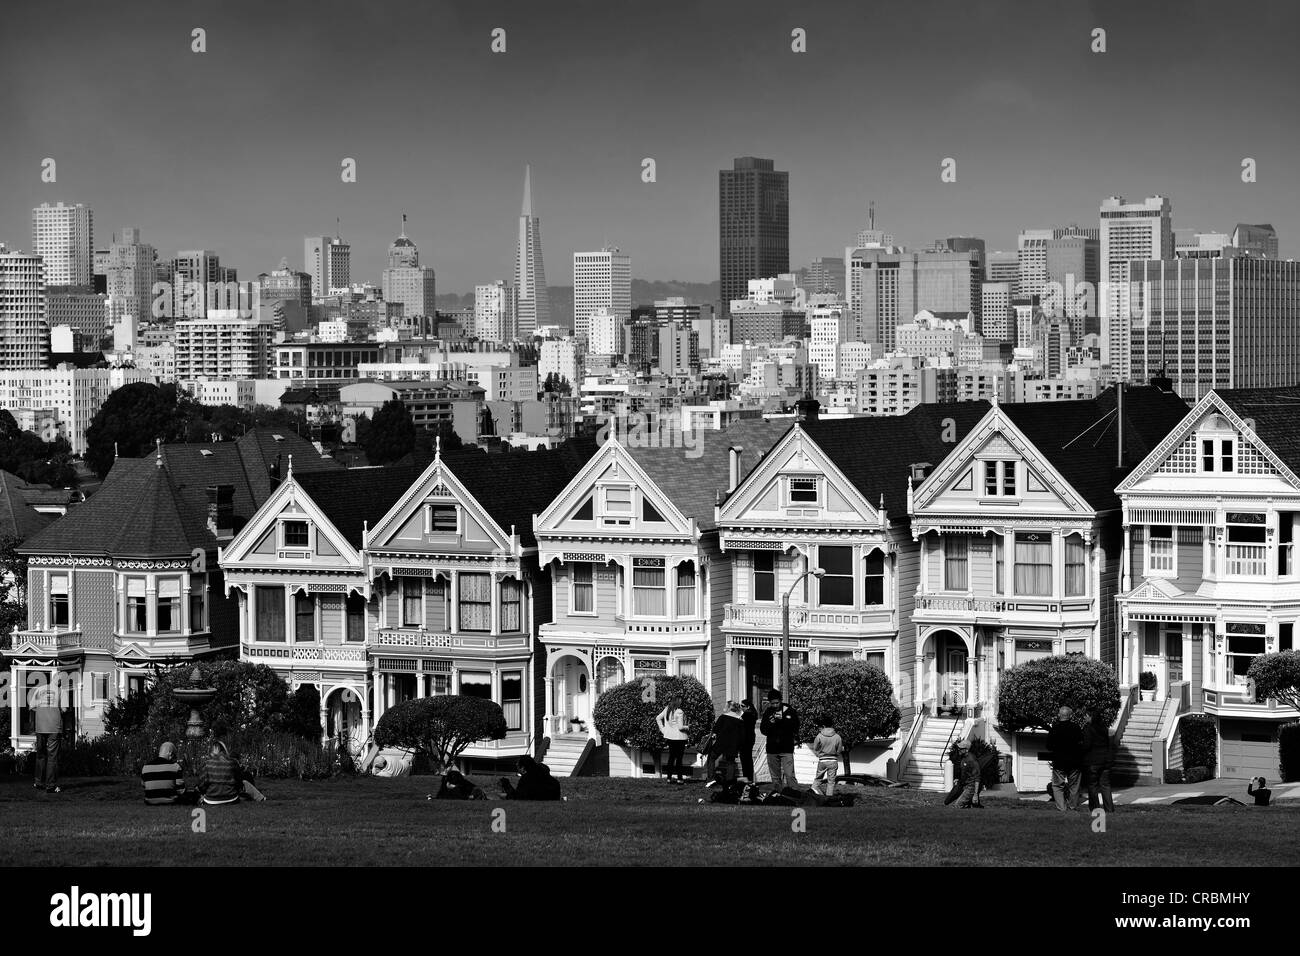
[894,710,926,782]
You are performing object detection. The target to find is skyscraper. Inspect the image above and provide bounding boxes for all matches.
[381,215,437,324]
[847,247,982,348]
[719,157,789,322]
[1045,234,1100,340]
[102,227,156,323]
[1100,195,1173,380]
[474,280,517,343]
[0,243,49,368]
[573,246,631,342]
[1017,229,1053,299]
[31,202,94,287]
[305,230,351,299]
[1232,223,1279,259]
[514,166,550,336]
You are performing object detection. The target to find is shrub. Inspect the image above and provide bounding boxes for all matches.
[142,660,297,743]
[103,688,154,737]
[1139,671,1157,691]
[1279,721,1300,783]
[995,655,1121,733]
[373,695,507,772]
[54,731,347,780]
[790,660,901,774]
[1247,651,1300,711]
[1179,713,1218,778]
[947,737,1001,788]
[1184,765,1211,784]
[1164,768,1184,784]
[591,675,714,754]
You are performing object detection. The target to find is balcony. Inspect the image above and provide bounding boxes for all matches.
[5,627,87,657]
[723,603,893,635]
[242,642,368,666]
[913,591,1095,626]
[371,628,530,652]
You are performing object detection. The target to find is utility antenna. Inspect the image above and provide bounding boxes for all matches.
[869,201,875,231]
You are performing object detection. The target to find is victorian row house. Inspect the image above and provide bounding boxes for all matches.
[6,429,339,748]
[219,440,594,766]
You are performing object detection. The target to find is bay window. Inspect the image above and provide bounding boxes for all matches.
[157,578,182,633]
[993,535,1004,594]
[1226,631,1266,683]
[753,552,776,602]
[189,574,205,631]
[345,594,366,642]
[255,585,285,642]
[1146,525,1174,574]
[1014,532,1052,596]
[458,573,492,631]
[501,671,523,730]
[1065,535,1086,596]
[863,550,885,605]
[943,537,968,591]
[675,562,696,617]
[459,670,492,700]
[633,559,667,616]
[501,578,522,631]
[294,592,316,642]
[127,578,148,633]
[818,546,854,607]
[402,578,423,627]
[571,563,594,613]
[1226,514,1267,576]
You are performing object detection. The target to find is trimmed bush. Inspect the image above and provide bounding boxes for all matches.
[373,695,507,772]
[1279,721,1300,783]
[790,660,901,774]
[1247,652,1300,711]
[591,675,714,753]
[139,660,308,743]
[1184,766,1210,784]
[947,737,1001,788]
[1139,671,1157,691]
[1179,713,1218,778]
[995,655,1121,732]
[1164,768,1184,784]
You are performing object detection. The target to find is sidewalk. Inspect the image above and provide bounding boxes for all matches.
[998,777,1300,806]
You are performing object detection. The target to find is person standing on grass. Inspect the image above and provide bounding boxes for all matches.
[760,689,800,789]
[1080,711,1114,814]
[656,696,689,785]
[32,683,63,794]
[710,701,745,794]
[811,721,843,797]
[1046,706,1084,812]
[739,699,758,782]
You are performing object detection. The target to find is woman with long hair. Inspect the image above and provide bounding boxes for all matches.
[656,695,689,785]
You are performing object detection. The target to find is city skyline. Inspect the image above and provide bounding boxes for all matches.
[2,0,1297,293]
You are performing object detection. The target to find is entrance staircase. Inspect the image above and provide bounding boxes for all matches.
[901,716,963,791]
[543,734,593,777]
[1112,700,1174,786]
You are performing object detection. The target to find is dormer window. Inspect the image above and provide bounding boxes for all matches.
[601,486,633,527]
[1200,417,1236,473]
[282,520,309,548]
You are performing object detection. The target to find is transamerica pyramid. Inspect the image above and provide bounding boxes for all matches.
[514,165,551,335]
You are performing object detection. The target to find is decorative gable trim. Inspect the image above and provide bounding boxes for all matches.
[367,457,516,556]
[220,476,360,568]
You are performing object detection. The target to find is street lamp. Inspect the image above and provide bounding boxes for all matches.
[782,567,825,697]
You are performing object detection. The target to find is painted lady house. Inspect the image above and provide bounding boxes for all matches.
[716,402,987,781]
[358,442,593,769]
[5,430,339,748]
[1117,387,1300,782]
[533,420,785,777]
[906,386,1188,791]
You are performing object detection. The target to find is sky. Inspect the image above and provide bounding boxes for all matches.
[1,0,1297,293]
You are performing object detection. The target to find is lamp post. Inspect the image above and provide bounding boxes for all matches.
[781,567,825,697]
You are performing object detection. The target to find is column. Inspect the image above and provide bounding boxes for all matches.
[490,573,501,635]
[771,649,781,694]
[416,669,427,698]
[318,690,329,742]
[1119,525,1131,592]
[450,571,459,634]
[543,673,554,737]
[914,654,925,707]
[181,575,191,636]
[9,665,18,748]
[146,575,157,637]
[966,654,978,710]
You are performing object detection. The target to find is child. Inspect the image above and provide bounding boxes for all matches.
[811,720,843,797]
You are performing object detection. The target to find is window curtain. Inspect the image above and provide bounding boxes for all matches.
[572,564,594,613]
[1014,534,1052,596]
[459,573,492,631]
[501,579,522,631]
[634,566,667,616]
[256,586,285,642]
[1065,536,1086,596]
[944,537,968,591]
[675,563,696,617]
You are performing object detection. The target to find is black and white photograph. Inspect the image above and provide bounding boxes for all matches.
[1,0,1297,932]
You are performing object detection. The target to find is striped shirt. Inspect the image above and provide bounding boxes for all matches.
[197,753,242,804]
[141,759,186,805]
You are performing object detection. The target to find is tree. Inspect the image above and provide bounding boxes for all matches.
[592,675,714,769]
[0,533,29,640]
[1247,651,1300,711]
[141,659,297,742]
[84,382,182,478]
[360,399,416,466]
[789,660,901,774]
[994,655,1120,733]
[372,696,507,772]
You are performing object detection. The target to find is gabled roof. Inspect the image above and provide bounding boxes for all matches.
[626,419,791,531]
[294,465,429,550]
[1212,386,1300,478]
[802,403,992,517]
[0,471,61,541]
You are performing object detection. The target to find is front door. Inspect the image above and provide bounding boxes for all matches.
[1165,626,1184,693]
[945,646,968,709]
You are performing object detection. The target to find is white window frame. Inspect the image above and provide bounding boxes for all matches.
[600,485,634,527]
[942,537,969,592]
[424,502,460,535]
[401,577,424,627]
[982,459,1018,497]
[570,563,596,617]
[1144,525,1176,578]
[786,475,820,506]
[279,518,313,551]
[1199,434,1235,474]
[292,589,318,644]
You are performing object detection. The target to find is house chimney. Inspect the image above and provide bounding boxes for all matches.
[1116,382,1125,469]
[795,392,820,423]
[207,484,236,540]
[1149,366,1174,393]
[728,446,744,492]
[910,462,932,483]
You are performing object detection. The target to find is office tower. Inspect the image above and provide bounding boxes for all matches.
[1130,254,1300,401]
[855,202,894,248]
[474,280,517,343]
[1232,223,1278,259]
[31,202,94,287]
[168,250,238,319]
[657,319,699,374]
[382,216,437,323]
[0,244,49,368]
[46,289,108,343]
[1100,195,1173,380]
[1013,296,1041,350]
[256,259,313,332]
[1017,229,1053,299]
[981,281,1013,342]
[934,237,986,276]
[101,227,157,323]
[808,306,854,379]
[847,247,982,349]
[305,231,351,299]
[573,246,631,342]
[1045,234,1100,339]
[799,256,847,297]
[719,157,789,322]
[987,253,1019,293]
[624,306,658,369]
[514,166,550,335]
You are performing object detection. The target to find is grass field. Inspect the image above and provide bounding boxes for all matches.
[4,774,1296,867]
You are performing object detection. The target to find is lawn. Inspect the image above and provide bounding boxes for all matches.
[3,774,1296,867]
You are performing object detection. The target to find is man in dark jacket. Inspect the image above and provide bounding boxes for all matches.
[944,740,983,809]
[436,768,486,800]
[1081,712,1114,813]
[760,689,800,788]
[711,702,745,792]
[500,755,562,801]
[739,700,758,782]
[1046,706,1084,812]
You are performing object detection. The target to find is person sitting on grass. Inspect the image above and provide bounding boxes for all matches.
[198,740,267,805]
[436,768,487,800]
[141,742,198,805]
[499,755,561,801]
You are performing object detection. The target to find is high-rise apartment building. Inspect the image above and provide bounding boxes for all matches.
[573,246,631,342]
[31,202,93,287]
[304,233,351,299]
[0,244,49,369]
[1130,254,1300,401]
[0,364,153,453]
[1100,195,1173,380]
[514,166,550,335]
[474,281,517,344]
[719,157,789,322]
[174,312,275,380]
[981,281,1013,342]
